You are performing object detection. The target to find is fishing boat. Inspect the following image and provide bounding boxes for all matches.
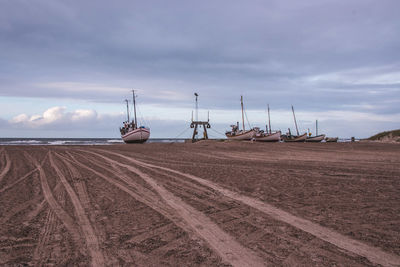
[306,120,325,142]
[282,105,307,142]
[282,132,307,142]
[306,134,326,142]
[255,130,281,141]
[255,104,281,142]
[325,137,339,142]
[119,90,150,143]
[225,95,256,140]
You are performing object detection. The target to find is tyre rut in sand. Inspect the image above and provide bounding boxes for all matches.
[98,149,400,267]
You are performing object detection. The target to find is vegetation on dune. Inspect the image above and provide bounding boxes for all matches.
[368,129,400,141]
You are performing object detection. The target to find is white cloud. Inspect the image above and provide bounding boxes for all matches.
[42,106,65,123]
[9,106,103,128]
[37,82,128,94]
[10,114,29,124]
[71,109,97,121]
[306,65,400,85]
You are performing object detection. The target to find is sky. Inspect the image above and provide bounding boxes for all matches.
[0,0,399,138]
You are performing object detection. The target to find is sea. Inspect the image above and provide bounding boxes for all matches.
[0,138,187,145]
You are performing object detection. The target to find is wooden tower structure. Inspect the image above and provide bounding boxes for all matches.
[190,93,211,142]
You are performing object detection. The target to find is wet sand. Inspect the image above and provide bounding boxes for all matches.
[0,141,399,266]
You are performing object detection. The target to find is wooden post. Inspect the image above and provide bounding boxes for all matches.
[203,123,208,139]
[241,95,245,131]
[125,99,129,122]
[268,104,271,134]
[292,105,299,136]
[192,124,198,142]
[132,90,137,129]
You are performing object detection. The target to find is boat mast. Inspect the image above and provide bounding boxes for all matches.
[241,95,245,131]
[292,105,299,136]
[194,93,199,121]
[316,119,318,136]
[125,99,130,122]
[132,89,137,129]
[268,104,272,134]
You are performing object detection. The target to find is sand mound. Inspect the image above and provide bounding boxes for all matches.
[368,129,400,142]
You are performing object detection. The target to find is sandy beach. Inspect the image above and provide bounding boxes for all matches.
[0,141,399,266]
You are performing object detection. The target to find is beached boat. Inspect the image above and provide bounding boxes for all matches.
[120,90,150,143]
[282,132,307,142]
[255,130,281,141]
[306,134,326,142]
[226,127,256,140]
[305,120,325,142]
[282,105,307,142]
[325,137,338,142]
[226,96,255,140]
[255,104,281,142]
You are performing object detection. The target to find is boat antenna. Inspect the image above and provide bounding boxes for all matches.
[268,104,272,134]
[125,99,130,122]
[194,93,198,121]
[292,105,299,136]
[241,95,245,131]
[132,89,137,129]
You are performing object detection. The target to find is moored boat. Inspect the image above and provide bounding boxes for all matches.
[325,137,338,142]
[226,95,256,140]
[282,105,307,142]
[121,126,150,143]
[255,130,281,141]
[226,126,256,140]
[306,134,326,142]
[255,104,281,142]
[282,132,307,142]
[306,120,325,142]
[120,90,150,143]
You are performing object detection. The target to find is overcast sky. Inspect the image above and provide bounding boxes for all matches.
[1,0,399,138]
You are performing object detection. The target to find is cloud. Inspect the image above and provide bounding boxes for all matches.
[9,106,106,129]
[306,65,400,86]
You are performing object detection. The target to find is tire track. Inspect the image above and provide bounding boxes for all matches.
[33,207,57,265]
[59,152,195,234]
[61,151,206,236]
[64,161,117,267]
[98,149,400,267]
[143,164,218,195]
[33,154,82,246]
[33,186,67,266]
[24,182,62,224]
[82,150,265,267]
[59,150,219,265]
[0,152,48,193]
[1,190,41,224]
[50,152,105,267]
[0,148,11,184]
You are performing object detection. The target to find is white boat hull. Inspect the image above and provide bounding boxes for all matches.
[255,131,281,142]
[226,130,255,140]
[282,133,307,142]
[121,127,150,143]
[325,137,338,142]
[306,134,326,142]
